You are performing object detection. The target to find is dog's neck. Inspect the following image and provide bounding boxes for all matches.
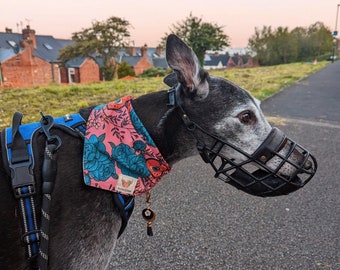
[132,90,195,165]
[79,91,195,165]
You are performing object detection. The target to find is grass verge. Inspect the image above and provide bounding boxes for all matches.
[0,61,329,129]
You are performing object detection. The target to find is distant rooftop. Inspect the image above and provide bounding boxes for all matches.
[206,47,256,57]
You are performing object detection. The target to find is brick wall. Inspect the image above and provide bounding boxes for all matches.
[79,58,100,83]
[133,57,153,75]
[74,69,81,83]
[59,67,68,83]
[59,58,100,84]
[1,43,56,87]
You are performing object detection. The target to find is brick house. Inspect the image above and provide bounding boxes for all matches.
[0,41,59,87]
[204,52,258,70]
[120,45,167,75]
[0,26,100,87]
[59,56,100,83]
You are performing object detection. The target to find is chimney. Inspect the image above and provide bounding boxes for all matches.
[128,46,137,56]
[141,44,147,58]
[156,45,163,56]
[22,25,37,48]
[5,27,13,33]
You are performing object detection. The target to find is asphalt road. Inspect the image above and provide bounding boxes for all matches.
[109,61,340,270]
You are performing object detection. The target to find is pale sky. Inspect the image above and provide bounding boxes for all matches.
[1,0,338,48]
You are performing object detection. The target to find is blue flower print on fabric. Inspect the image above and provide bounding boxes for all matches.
[110,142,150,179]
[83,134,118,184]
[130,109,156,147]
[133,140,147,151]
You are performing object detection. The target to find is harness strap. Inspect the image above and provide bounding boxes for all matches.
[38,142,59,270]
[113,193,135,238]
[11,112,30,163]
[37,115,61,270]
[8,112,40,262]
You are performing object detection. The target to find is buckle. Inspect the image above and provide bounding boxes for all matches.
[22,230,40,245]
[9,159,36,199]
[167,87,176,106]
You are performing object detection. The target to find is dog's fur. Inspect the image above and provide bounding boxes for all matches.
[1,35,298,269]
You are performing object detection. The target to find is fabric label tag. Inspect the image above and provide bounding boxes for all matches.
[116,174,138,195]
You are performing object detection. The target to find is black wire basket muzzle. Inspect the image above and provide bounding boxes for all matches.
[197,127,317,197]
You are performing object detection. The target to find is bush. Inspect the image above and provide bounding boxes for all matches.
[118,62,135,78]
[140,67,169,78]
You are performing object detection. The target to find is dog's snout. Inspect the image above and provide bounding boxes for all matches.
[304,160,312,170]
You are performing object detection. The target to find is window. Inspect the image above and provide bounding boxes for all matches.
[7,40,17,47]
[68,68,75,83]
[43,43,53,50]
[6,40,19,53]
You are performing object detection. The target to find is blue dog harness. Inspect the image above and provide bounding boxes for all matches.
[2,112,135,269]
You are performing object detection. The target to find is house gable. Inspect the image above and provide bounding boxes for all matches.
[0,26,99,87]
[79,58,100,83]
[133,57,153,75]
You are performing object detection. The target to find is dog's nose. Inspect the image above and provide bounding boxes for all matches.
[304,160,312,170]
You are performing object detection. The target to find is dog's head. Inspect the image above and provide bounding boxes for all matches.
[164,34,317,197]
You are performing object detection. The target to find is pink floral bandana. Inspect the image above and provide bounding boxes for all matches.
[83,96,171,196]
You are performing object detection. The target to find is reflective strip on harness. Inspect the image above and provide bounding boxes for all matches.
[3,112,86,262]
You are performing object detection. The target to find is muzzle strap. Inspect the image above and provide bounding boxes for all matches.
[252,128,287,164]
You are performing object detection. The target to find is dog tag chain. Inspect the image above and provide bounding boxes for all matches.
[142,191,155,236]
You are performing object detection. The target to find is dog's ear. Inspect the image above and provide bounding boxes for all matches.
[163,72,178,87]
[166,34,209,100]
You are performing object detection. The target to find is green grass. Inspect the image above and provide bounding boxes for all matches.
[212,62,328,100]
[0,61,329,129]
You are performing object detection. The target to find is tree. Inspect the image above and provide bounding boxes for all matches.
[272,27,298,64]
[58,16,131,80]
[306,22,333,58]
[248,22,333,65]
[161,14,230,65]
[290,27,309,61]
[248,26,274,65]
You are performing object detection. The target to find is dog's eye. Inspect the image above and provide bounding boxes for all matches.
[238,110,256,124]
